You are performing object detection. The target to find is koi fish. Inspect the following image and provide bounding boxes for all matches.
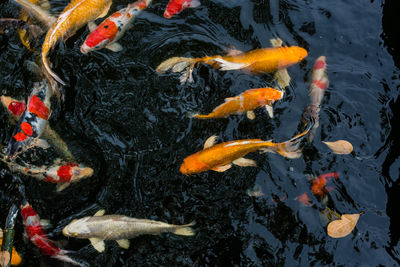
[81,0,152,54]
[41,0,112,85]
[295,192,311,206]
[12,0,55,29]
[193,87,283,120]
[5,81,52,159]
[0,228,22,266]
[179,124,312,175]
[0,18,41,37]
[303,56,328,141]
[311,172,339,198]
[1,96,26,121]
[21,202,81,265]
[156,45,307,83]
[62,209,195,253]
[163,0,200,19]
[2,160,93,191]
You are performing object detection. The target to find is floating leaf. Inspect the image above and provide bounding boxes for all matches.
[327,212,362,238]
[0,251,10,267]
[322,140,353,154]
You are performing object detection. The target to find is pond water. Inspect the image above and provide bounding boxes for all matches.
[1,0,399,266]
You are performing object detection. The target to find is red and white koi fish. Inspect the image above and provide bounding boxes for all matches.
[304,56,328,141]
[3,161,93,191]
[5,81,52,159]
[41,0,112,85]
[1,96,26,121]
[81,0,152,54]
[21,202,82,266]
[163,0,200,19]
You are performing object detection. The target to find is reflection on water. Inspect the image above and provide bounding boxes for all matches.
[1,0,400,265]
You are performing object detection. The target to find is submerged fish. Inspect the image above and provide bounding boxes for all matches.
[163,0,200,19]
[3,160,93,191]
[81,0,152,54]
[311,172,339,198]
[41,0,112,85]
[156,45,307,83]
[180,124,312,175]
[5,81,52,159]
[21,202,81,265]
[193,87,283,120]
[62,210,195,252]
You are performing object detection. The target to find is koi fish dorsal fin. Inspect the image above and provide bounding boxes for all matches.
[224,96,236,102]
[265,105,274,118]
[246,111,255,120]
[204,135,218,149]
[116,239,130,249]
[89,238,105,252]
[270,38,283,48]
[94,209,106,216]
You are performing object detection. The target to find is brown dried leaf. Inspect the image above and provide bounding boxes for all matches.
[0,251,11,267]
[327,213,362,238]
[322,140,353,154]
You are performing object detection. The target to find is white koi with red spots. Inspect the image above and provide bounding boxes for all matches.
[5,81,52,159]
[80,0,153,54]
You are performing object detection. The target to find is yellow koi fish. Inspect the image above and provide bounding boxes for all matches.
[41,0,112,85]
[193,87,283,120]
[156,44,307,83]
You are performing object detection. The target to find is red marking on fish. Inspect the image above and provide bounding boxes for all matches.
[21,122,33,136]
[296,192,312,206]
[164,0,200,19]
[66,162,79,167]
[313,80,328,90]
[136,0,148,9]
[28,95,49,120]
[8,101,26,116]
[314,59,325,70]
[14,132,27,141]
[57,165,73,182]
[84,20,118,48]
[311,172,340,197]
[21,205,37,220]
[43,176,58,183]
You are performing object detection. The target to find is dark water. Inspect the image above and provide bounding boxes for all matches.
[1,0,400,265]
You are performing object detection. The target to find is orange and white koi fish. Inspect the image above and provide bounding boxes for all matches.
[3,160,93,191]
[193,87,283,120]
[156,45,307,83]
[180,124,312,175]
[304,56,328,141]
[41,0,112,85]
[81,0,152,54]
[21,202,82,266]
[1,96,26,121]
[163,0,200,19]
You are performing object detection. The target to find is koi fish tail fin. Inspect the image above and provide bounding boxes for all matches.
[267,123,313,159]
[156,57,198,83]
[192,113,211,119]
[41,46,66,86]
[53,251,88,267]
[172,221,196,236]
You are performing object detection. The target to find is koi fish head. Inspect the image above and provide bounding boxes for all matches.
[180,155,209,175]
[71,165,94,182]
[81,20,118,54]
[256,88,284,103]
[62,217,91,238]
[292,46,308,64]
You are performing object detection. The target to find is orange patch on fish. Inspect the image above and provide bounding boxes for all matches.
[28,95,49,120]
[14,132,27,141]
[21,122,33,136]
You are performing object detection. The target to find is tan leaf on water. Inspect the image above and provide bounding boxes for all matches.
[327,212,362,238]
[0,251,11,267]
[322,140,353,154]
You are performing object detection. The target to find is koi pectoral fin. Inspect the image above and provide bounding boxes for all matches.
[89,238,105,253]
[94,209,106,216]
[274,68,291,89]
[56,183,70,192]
[232,158,256,167]
[265,105,273,118]
[116,239,130,249]
[211,58,250,71]
[88,21,97,32]
[204,135,218,149]
[211,164,232,172]
[106,42,123,52]
[246,111,255,120]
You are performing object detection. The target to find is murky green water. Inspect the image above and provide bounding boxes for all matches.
[1,0,400,265]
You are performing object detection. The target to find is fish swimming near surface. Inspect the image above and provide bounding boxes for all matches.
[156,45,307,83]
[163,0,200,19]
[62,210,195,252]
[21,202,82,266]
[41,0,112,85]
[192,87,283,120]
[180,123,313,175]
[2,160,93,191]
[5,81,53,160]
[81,0,152,54]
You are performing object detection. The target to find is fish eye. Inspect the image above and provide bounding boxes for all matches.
[95,45,100,48]
[104,25,108,29]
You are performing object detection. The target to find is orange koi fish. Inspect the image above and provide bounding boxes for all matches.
[156,45,307,83]
[164,0,200,19]
[193,87,283,120]
[180,125,312,175]
[81,0,152,54]
[41,0,112,85]
[0,228,22,266]
[311,172,339,197]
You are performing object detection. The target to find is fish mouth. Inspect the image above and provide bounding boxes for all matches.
[164,11,172,19]
[80,44,90,54]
